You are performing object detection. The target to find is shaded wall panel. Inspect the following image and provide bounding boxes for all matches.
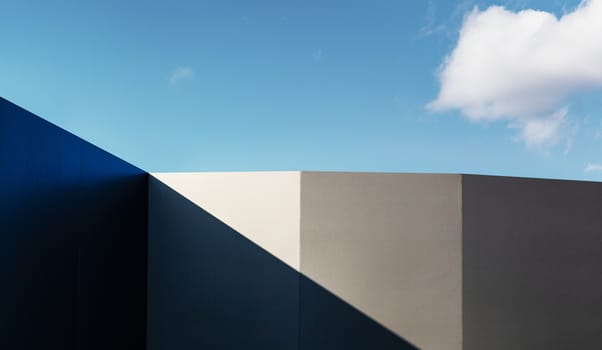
[299,275,418,350]
[462,175,602,350]
[147,177,299,350]
[0,98,148,349]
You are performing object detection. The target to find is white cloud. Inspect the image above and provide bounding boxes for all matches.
[584,163,602,172]
[169,67,195,85]
[429,0,602,147]
[510,106,568,147]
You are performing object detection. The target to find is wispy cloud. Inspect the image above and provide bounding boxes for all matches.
[312,49,323,62]
[416,0,475,39]
[418,1,447,37]
[428,0,602,149]
[508,107,568,148]
[169,67,195,85]
[584,163,602,173]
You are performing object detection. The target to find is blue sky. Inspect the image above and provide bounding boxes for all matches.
[1,0,600,180]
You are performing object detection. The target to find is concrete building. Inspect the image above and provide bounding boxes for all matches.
[153,172,602,350]
[3,97,602,349]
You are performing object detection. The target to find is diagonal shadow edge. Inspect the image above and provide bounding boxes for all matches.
[148,175,419,349]
[1,96,148,349]
[2,96,419,349]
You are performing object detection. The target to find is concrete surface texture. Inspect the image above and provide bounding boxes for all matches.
[153,171,602,350]
[300,172,463,350]
[153,171,463,350]
[152,172,301,269]
[462,175,602,350]
[147,176,417,350]
[146,177,300,349]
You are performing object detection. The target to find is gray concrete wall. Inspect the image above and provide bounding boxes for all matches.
[462,175,602,350]
[148,171,602,349]
[300,172,463,350]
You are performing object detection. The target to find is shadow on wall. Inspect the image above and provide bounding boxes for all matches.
[148,177,418,350]
[0,97,148,349]
[462,175,602,350]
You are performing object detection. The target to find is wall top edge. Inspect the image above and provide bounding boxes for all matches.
[150,171,601,184]
[151,171,458,175]
[461,173,602,184]
[150,171,302,176]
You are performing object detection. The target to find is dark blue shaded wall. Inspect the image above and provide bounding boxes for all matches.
[0,97,148,349]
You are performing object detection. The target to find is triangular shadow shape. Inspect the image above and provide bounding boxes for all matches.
[148,177,418,349]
